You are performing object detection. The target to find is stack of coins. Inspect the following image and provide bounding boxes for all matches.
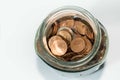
[47,16,94,61]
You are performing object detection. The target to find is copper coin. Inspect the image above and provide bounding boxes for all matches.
[59,19,74,28]
[58,27,74,37]
[73,34,82,39]
[48,36,67,56]
[62,52,77,61]
[57,30,72,42]
[82,36,92,54]
[71,54,84,61]
[70,37,85,53]
[86,27,94,40]
[48,35,62,47]
[74,21,87,35]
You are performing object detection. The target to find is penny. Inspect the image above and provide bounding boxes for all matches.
[57,30,72,42]
[62,52,77,61]
[86,27,94,40]
[70,37,85,53]
[73,34,82,38]
[82,36,92,54]
[71,54,84,61]
[58,27,74,37]
[59,19,74,28]
[48,35,62,47]
[74,21,87,35]
[48,36,67,56]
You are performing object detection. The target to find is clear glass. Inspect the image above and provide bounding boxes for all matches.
[35,6,109,72]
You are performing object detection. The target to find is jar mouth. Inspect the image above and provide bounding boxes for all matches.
[37,6,101,68]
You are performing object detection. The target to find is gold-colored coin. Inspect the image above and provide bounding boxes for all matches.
[48,36,67,56]
[74,21,87,35]
[70,37,85,53]
[57,30,72,42]
[59,19,74,28]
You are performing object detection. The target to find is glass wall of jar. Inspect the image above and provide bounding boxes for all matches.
[35,6,109,73]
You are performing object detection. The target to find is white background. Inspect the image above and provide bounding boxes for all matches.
[0,0,120,80]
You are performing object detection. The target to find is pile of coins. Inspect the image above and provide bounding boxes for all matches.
[47,16,94,61]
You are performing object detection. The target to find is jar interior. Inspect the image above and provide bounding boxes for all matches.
[42,10,98,62]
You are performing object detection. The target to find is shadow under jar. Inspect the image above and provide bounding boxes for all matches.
[35,6,109,73]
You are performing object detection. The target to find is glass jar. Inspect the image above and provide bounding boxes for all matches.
[35,6,109,74]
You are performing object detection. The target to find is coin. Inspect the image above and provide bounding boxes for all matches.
[57,30,72,42]
[71,54,84,61]
[74,21,87,35]
[82,36,92,54]
[70,37,85,53]
[48,36,67,56]
[57,27,74,37]
[62,52,77,61]
[86,27,94,40]
[48,35,62,47]
[73,34,82,38]
[59,18,74,28]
